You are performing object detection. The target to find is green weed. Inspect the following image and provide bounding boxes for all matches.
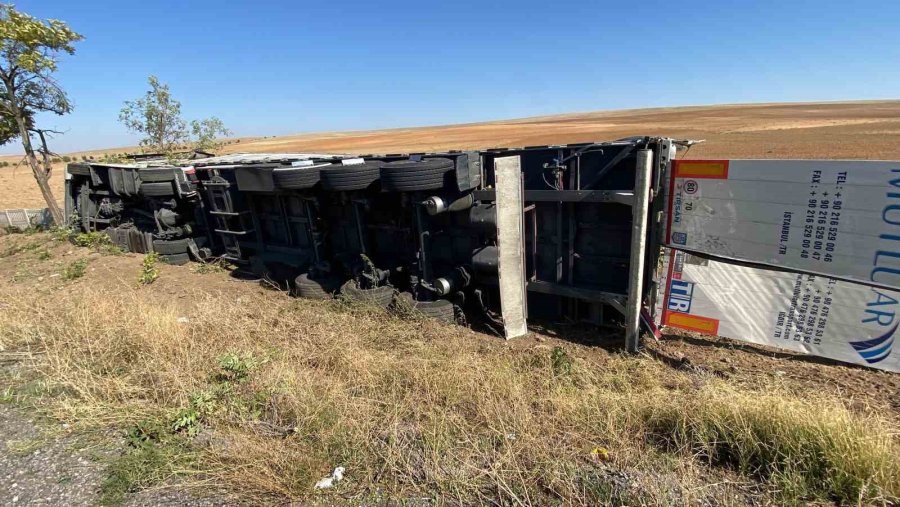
[551,346,572,376]
[138,253,160,285]
[216,352,257,383]
[62,258,88,281]
[192,258,228,274]
[72,231,110,249]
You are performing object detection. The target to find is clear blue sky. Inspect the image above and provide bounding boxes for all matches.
[7,0,900,154]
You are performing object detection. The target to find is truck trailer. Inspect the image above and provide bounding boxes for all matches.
[65,137,672,345]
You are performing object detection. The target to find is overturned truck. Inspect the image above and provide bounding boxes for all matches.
[63,138,900,372]
[65,137,671,344]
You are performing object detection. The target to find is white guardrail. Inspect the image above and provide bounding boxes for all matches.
[0,208,51,231]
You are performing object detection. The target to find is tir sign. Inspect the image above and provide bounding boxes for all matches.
[667,279,695,313]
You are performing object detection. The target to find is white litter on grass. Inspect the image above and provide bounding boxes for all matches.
[314,466,345,489]
[177,317,190,323]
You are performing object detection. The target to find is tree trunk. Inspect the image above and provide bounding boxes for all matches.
[35,129,54,178]
[13,113,63,226]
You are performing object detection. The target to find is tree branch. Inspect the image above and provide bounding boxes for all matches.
[33,128,55,177]
[29,127,65,136]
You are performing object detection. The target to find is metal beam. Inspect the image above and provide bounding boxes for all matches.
[625,150,653,353]
[474,189,633,205]
[526,281,626,314]
[493,155,528,339]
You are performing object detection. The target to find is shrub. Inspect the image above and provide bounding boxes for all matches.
[138,253,160,285]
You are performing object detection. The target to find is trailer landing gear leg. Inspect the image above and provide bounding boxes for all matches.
[494,155,528,339]
[626,149,653,353]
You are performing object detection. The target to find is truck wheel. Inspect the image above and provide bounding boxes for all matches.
[295,273,338,299]
[320,162,383,191]
[340,280,394,308]
[380,158,454,191]
[395,293,456,323]
[273,164,330,190]
[153,238,191,255]
[160,252,190,265]
[141,182,175,197]
[139,168,177,182]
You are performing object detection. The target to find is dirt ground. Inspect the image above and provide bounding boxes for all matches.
[518,324,900,421]
[217,100,900,159]
[2,100,899,210]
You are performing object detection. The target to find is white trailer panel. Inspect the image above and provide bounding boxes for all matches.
[665,159,900,290]
[656,248,899,372]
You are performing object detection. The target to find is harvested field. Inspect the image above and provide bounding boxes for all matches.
[218,100,900,159]
[2,100,900,209]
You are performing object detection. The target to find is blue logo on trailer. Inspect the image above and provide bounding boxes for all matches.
[859,166,900,365]
[672,232,687,245]
[667,279,695,313]
[849,324,896,364]
[853,288,898,364]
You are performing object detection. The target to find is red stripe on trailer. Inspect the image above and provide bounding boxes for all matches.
[660,248,677,326]
[672,159,730,179]
[665,164,676,244]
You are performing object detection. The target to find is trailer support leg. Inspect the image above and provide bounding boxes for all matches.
[625,149,653,353]
[494,155,528,339]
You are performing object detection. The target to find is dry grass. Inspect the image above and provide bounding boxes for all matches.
[0,238,897,505]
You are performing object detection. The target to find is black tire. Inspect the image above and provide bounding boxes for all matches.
[396,293,456,323]
[139,168,177,182]
[295,273,338,300]
[380,158,454,192]
[141,182,175,197]
[340,280,394,308]
[67,164,91,176]
[320,162,382,191]
[153,238,191,255]
[272,164,329,190]
[160,253,190,265]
